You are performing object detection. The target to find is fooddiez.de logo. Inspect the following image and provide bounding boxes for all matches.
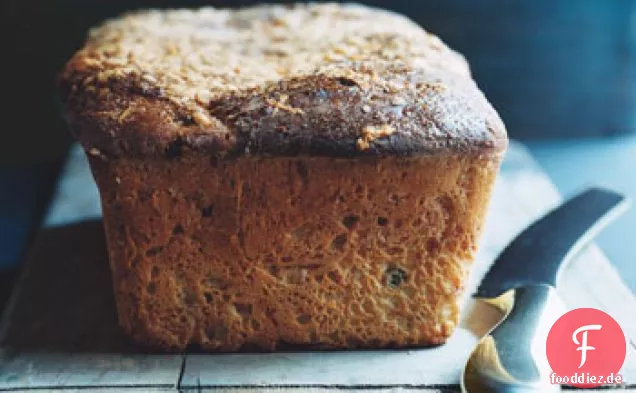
[546,308,626,388]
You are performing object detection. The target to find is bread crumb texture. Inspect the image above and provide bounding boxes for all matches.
[60,3,507,158]
[91,153,500,350]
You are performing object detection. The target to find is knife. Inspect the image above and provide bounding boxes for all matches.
[461,187,630,393]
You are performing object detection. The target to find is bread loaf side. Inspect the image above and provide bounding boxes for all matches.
[91,153,499,350]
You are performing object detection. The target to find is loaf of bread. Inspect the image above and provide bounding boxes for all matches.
[59,3,507,351]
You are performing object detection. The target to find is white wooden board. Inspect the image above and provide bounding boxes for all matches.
[0,141,634,392]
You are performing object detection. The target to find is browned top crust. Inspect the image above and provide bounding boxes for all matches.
[59,3,507,159]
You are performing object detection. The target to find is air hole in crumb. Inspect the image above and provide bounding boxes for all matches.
[386,247,402,255]
[206,326,220,340]
[172,224,184,235]
[295,161,308,183]
[438,195,454,217]
[342,215,359,229]
[146,282,156,294]
[235,303,252,317]
[151,266,160,277]
[204,292,213,303]
[327,270,342,283]
[427,238,440,254]
[223,294,231,302]
[331,234,347,251]
[297,314,311,324]
[268,265,280,276]
[251,319,261,331]
[201,204,214,217]
[362,299,375,313]
[377,217,388,226]
[146,246,163,257]
[281,256,293,263]
[184,292,197,306]
[385,267,407,288]
[131,257,141,268]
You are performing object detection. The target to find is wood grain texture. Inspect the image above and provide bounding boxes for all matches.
[0,142,634,392]
[5,386,180,393]
[0,219,184,390]
[195,389,450,393]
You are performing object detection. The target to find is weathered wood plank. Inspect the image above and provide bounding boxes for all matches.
[0,220,184,390]
[181,332,478,387]
[193,387,607,393]
[43,145,102,228]
[194,389,450,393]
[5,389,176,393]
[188,387,620,393]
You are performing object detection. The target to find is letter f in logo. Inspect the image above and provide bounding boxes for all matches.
[572,324,603,368]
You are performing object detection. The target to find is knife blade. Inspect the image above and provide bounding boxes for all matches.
[476,187,630,299]
[462,187,630,393]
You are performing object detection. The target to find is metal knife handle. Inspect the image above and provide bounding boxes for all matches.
[462,285,566,392]
[476,187,629,298]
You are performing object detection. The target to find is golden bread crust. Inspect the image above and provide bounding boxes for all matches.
[60,3,507,158]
